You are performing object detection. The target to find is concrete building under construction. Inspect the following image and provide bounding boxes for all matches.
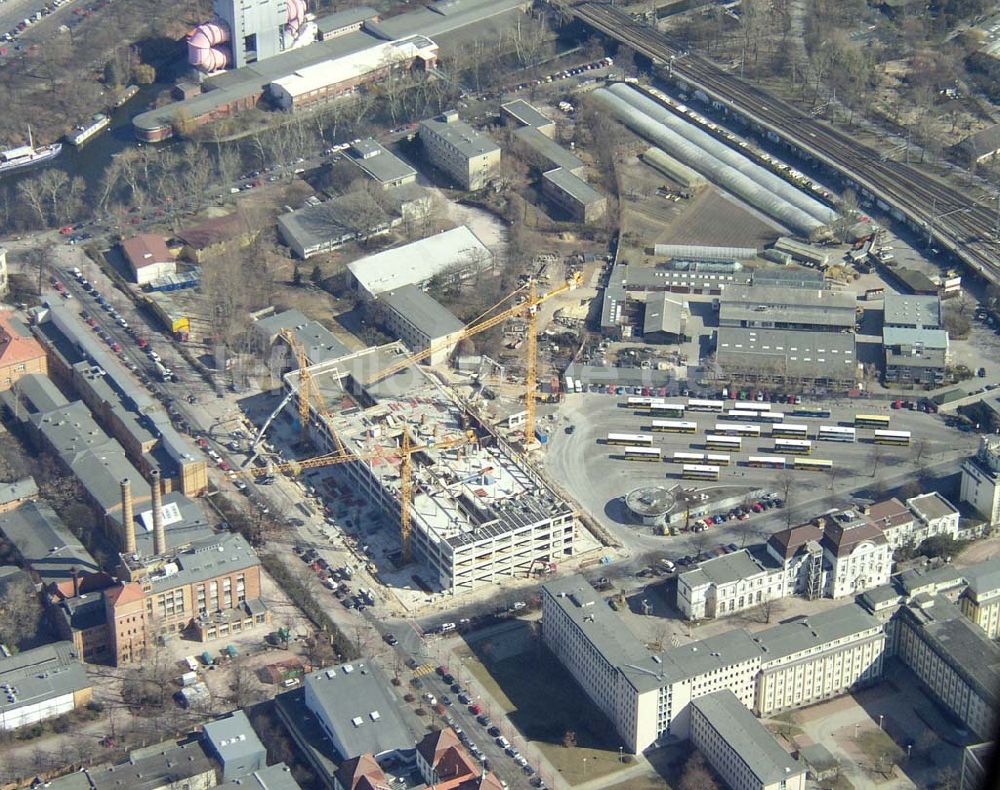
[285,344,577,594]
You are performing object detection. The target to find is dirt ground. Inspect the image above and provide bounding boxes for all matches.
[956,531,1000,565]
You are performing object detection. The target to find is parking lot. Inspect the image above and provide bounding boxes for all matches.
[545,391,980,559]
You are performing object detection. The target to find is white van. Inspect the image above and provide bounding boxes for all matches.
[438,622,456,633]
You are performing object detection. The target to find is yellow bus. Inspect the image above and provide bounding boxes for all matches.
[793,458,833,472]
[855,414,891,429]
[682,464,720,481]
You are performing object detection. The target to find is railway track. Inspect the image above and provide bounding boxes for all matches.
[573,2,1000,285]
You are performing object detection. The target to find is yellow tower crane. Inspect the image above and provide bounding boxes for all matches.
[364,272,583,446]
[239,429,477,562]
[278,328,347,454]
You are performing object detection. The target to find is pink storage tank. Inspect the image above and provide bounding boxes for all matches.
[285,0,305,36]
[188,21,231,71]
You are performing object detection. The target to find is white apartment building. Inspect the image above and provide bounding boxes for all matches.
[542,574,887,753]
[961,437,1000,526]
[866,497,917,551]
[677,549,786,621]
[419,112,501,190]
[905,492,960,544]
[691,690,806,790]
[765,523,826,600]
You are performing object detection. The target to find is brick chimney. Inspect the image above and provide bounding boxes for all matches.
[151,469,165,556]
[121,478,136,556]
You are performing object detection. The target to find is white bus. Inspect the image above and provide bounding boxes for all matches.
[625,447,662,462]
[794,458,833,472]
[722,409,764,421]
[682,464,721,481]
[748,455,786,469]
[774,438,812,455]
[771,423,809,438]
[706,434,742,451]
[607,433,654,447]
[758,412,786,424]
[733,400,771,412]
[713,423,761,437]
[687,398,725,413]
[873,430,911,446]
[626,396,655,411]
[650,402,686,418]
[817,425,856,443]
[652,420,698,434]
[706,453,731,466]
[672,451,706,463]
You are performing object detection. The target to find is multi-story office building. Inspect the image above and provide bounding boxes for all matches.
[542,574,886,753]
[676,549,785,621]
[904,492,960,544]
[883,327,949,386]
[541,168,606,224]
[866,497,916,551]
[961,437,1000,525]
[374,285,464,366]
[960,742,994,790]
[765,523,826,600]
[959,557,1000,638]
[753,605,885,716]
[894,594,1000,741]
[419,112,501,190]
[819,509,893,598]
[690,690,806,790]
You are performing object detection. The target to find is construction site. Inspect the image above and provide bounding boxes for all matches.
[272,342,587,596]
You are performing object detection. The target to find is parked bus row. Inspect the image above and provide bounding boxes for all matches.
[747,456,833,471]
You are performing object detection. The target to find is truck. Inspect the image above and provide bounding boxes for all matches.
[154,361,174,382]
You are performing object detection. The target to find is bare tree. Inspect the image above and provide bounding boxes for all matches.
[0,573,42,648]
[678,750,721,790]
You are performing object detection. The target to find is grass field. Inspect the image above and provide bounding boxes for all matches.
[460,636,633,786]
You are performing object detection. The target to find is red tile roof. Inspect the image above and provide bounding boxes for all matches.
[335,753,387,790]
[0,313,45,369]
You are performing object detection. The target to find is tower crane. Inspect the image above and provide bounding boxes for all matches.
[364,272,583,446]
[238,429,477,562]
[277,329,346,455]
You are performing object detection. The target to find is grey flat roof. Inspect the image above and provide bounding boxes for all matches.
[617,264,752,290]
[564,362,674,388]
[719,284,856,327]
[542,574,650,670]
[502,99,552,128]
[9,373,69,414]
[960,557,1000,598]
[716,326,856,380]
[366,0,527,40]
[542,168,604,206]
[642,292,685,336]
[896,562,964,595]
[255,309,351,365]
[147,532,259,594]
[883,293,941,329]
[0,477,38,506]
[203,710,266,766]
[514,127,584,173]
[692,690,803,784]
[420,115,500,159]
[220,763,301,790]
[751,267,825,289]
[601,283,626,330]
[378,285,464,339]
[680,549,773,588]
[0,500,100,583]
[907,491,958,522]
[754,602,881,663]
[88,740,215,790]
[0,641,90,718]
[303,660,412,760]
[882,326,949,349]
[348,140,416,184]
[278,197,393,256]
[904,595,1000,704]
[316,6,378,33]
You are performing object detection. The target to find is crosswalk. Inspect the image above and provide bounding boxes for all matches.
[412,663,436,678]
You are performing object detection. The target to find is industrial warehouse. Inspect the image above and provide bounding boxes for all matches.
[284,344,579,594]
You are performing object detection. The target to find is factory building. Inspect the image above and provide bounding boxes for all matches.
[882,327,949,386]
[347,225,493,299]
[718,285,856,332]
[715,327,858,388]
[316,6,379,41]
[883,293,942,330]
[286,345,577,593]
[419,112,501,190]
[541,574,884,753]
[120,234,176,285]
